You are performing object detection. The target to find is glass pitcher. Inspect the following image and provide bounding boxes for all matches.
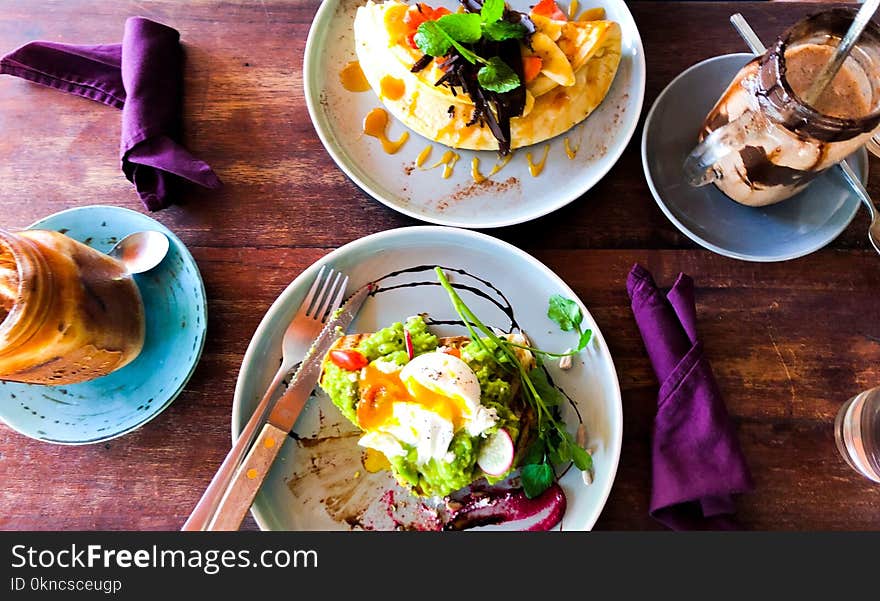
[683,8,880,207]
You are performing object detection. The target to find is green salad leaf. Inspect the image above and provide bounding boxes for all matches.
[521,462,555,499]
[548,294,592,352]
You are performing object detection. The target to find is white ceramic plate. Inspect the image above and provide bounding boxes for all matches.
[232,227,622,530]
[303,0,645,228]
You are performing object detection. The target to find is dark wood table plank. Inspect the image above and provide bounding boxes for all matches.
[1,1,879,531]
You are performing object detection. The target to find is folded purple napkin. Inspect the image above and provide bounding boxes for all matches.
[627,263,754,530]
[0,17,220,211]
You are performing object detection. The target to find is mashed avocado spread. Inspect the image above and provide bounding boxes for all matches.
[320,315,522,497]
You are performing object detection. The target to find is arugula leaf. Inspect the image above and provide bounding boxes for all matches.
[480,0,505,24]
[477,56,520,93]
[414,21,451,57]
[521,462,554,499]
[437,13,482,43]
[548,294,582,332]
[482,21,526,42]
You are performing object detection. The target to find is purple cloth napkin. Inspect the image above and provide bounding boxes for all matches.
[0,17,220,211]
[627,263,754,530]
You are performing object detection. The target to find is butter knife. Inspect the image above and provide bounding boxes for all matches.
[207,282,373,531]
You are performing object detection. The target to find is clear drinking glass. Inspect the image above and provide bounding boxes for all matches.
[834,386,880,483]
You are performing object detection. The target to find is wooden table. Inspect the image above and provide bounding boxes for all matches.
[1,0,878,531]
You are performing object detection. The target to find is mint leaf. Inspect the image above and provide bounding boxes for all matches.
[480,0,505,24]
[578,329,592,351]
[477,56,520,93]
[449,39,482,65]
[482,20,526,41]
[437,13,482,43]
[521,462,554,499]
[548,295,583,332]
[414,21,451,57]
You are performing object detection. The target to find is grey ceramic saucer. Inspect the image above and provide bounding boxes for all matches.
[642,53,867,262]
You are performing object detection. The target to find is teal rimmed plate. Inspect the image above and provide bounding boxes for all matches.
[0,205,207,444]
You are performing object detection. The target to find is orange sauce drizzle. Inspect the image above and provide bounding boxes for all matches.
[339,61,370,92]
[564,138,579,160]
[429,150,460,179]
[526,145,551,177]
[489,153,514,177]
[471,157,486,183]
[416,145,433,167]
[363,108,409,154]
[380,75,405,101]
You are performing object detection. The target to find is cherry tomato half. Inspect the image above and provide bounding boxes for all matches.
[532,0,567,21]
[329,349,369,371]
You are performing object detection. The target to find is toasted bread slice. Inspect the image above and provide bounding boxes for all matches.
[320,333,538,467]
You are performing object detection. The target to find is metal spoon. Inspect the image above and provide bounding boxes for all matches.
[730,13,880,255]
[801,0,880,108]
[107,231,170,274]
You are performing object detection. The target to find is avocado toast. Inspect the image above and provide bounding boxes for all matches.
[318,315,537,498]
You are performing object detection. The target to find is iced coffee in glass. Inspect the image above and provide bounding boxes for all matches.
[684,8,880,206]
[0,229,145,384]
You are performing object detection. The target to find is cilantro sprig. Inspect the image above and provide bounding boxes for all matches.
[413,0,526,93]
[435,267,593,499]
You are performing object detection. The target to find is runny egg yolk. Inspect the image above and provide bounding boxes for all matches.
[356,362,468,431]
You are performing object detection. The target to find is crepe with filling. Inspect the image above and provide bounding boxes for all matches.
[353,0,622,151]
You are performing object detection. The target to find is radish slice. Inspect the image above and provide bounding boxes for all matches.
[404,330,415,360]
[477,429,515,476]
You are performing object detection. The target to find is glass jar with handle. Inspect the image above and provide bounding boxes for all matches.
[0,228,145,385]
[684,8,880,207]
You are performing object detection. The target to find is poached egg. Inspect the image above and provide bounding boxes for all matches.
[356,351,497,465]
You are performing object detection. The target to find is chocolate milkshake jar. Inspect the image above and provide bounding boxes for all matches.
[684,9,880,207]
[0,229,145,385]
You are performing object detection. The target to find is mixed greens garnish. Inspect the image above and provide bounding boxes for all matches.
[410,0,536,155]
[435,267,593,498]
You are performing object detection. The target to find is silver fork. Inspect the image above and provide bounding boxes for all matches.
[182,265,349,531]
